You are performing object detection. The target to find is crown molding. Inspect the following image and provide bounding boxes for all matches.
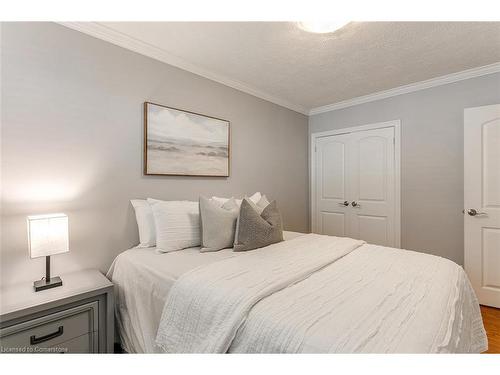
[58,22,308,115]
[57,22,500,118]
[309,62,500,115]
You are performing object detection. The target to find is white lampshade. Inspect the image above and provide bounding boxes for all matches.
[27,213,69,258]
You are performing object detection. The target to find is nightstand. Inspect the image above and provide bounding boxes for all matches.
[0,269,114,353]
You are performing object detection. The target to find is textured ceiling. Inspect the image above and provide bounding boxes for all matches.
[95,22,500,111]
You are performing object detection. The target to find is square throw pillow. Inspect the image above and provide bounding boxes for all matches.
[233,199,284,252]
[233,197,266,246]
[147,198,200,253]
[199,196,239,252]
[130,199,156,248]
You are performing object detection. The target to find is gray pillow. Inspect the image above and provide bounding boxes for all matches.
[233,199,284,252]
[199,196,239,252]
[233,197,265,246]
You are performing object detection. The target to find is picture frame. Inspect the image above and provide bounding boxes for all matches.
[144,102,230,177]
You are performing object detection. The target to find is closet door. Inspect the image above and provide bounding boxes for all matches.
[313,125,398,247]
[314,133,351,237]
[349,127,396,246]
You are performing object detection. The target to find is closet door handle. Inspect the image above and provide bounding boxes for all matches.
[351,201,361,208]
[464,208,487,217]
[30,326,64,345]
[338,201,349,206]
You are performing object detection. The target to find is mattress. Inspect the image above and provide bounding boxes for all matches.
[107,231,304,353]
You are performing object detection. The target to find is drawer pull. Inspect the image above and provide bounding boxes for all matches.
[30,326,64,345]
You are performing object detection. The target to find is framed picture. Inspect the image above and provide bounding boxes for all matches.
[144,102,230,177]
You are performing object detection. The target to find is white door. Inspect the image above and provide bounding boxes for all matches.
[349,127,396,247]
[313,125,398,247]
[464,104,500,308]
[314,133,351,237]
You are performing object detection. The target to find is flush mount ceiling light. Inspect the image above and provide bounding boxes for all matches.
[297,21,351,34]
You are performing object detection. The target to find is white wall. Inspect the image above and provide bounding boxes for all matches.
[309,72,500,265]
[0,23,309,286]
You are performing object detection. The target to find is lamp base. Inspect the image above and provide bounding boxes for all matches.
[34,276,62,292]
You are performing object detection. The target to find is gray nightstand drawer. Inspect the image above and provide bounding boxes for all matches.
[51,332,97,353]
[0,301,98,353]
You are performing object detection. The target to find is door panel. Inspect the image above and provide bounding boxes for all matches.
[464,104,500,308]
[358,136,387,201]
[321,141,345,199]
[357,215,388,246]
[321,212,346,237]
[482,228,500,289]
[483,120,500,207]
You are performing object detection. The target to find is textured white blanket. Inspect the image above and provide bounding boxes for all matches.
[155,234,487,353]
[155,234,364,352]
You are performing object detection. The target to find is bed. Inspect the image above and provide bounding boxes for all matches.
[107,231,487,353]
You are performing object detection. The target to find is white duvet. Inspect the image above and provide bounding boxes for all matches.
[155,234,487,353]
[107,231,304,353]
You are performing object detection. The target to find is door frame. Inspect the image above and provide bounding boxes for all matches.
[310,120,402,248]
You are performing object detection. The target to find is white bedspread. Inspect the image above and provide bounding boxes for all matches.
[107,246,235,353]
[156,234,364,353]
[107,231,304,353]
[155,234,487,353]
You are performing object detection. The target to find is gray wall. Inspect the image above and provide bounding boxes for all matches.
[0,23,309,286]
[309,72,500,265]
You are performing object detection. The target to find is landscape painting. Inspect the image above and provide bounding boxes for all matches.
[144,102,230,176]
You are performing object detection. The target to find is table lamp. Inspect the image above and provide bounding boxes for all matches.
[27,213,69,292]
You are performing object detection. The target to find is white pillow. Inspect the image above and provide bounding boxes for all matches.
[147,198,200,253]
[256,194,270,209]
[210,196,234,207]
[212,192,262,207]
[130,199,156,248]
[249,192,262,202]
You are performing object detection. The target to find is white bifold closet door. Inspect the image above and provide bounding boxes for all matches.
[314,126,396,247]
